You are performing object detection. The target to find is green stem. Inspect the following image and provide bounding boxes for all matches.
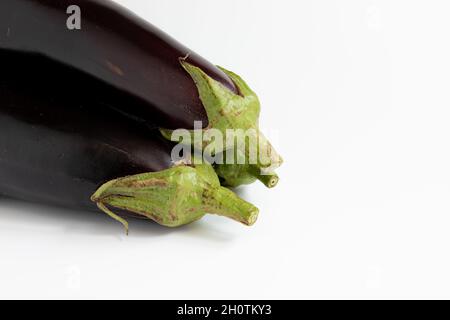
[203,187,259,226]
[215,164,280,189]
[255,173,279,189]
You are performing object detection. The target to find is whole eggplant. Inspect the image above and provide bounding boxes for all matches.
[0,0,283,187]
[0,51,258,233]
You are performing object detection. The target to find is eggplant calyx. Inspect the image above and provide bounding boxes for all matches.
[90,163,259,234]
[160,61,283,187]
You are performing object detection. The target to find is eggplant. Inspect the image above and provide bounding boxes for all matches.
[0,52,258,233]
[0,0,283,187]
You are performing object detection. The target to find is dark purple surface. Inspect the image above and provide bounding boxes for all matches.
[0,51,175,211]
[0,0,238,129]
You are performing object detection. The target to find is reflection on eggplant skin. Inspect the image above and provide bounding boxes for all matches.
[0,50,175,213]
[0,0,238,129]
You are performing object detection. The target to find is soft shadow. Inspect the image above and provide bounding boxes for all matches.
[0,196,239,242]
[233,186,253,199]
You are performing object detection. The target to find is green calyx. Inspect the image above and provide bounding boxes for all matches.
[91,162,259,234]
[160,61,283,188]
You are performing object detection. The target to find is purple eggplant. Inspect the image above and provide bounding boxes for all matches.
[0,0,283,187]
[0,51,258,233]
[0,0,235,129]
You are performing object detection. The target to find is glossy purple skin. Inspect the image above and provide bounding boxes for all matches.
[0,51,175,211]
[0,0,237,129]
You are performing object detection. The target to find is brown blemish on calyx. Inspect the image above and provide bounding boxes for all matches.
[125,178,168,188]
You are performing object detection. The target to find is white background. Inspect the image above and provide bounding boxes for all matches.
[1,0,450,299]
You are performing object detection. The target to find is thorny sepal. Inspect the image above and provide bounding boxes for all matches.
[160,61,283,188]
[90,163,259,234]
